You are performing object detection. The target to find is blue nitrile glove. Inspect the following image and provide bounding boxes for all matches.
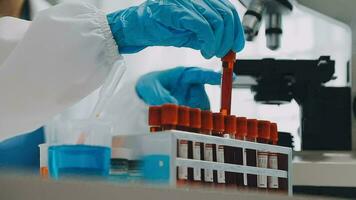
[0,128,45,170]
[136,67,221,110]
[107,0,245,59]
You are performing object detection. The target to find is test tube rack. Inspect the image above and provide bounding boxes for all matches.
[113,130,293,196]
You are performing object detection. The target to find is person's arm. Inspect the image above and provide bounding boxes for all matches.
[0,2,122,141]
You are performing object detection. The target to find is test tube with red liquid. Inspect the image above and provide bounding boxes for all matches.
[148,106,162,132]
[220,51,236,116]
[235,117,247,187]
[268,123,279,191]
[188,108,202,184]
[246,119,258,188]
[224,115,237,188]
[257,120,271,190]
[175,105,189,184]
[201,111,214,185]
[212,113,225,186]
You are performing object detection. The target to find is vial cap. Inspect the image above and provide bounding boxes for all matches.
[148,106,161,126]
[190,108,202,129]
[222,51,236,62]
[213,113,225,132]
[236,117,247,138]
[270,123,278,143]
[224,115,237,134]
[258,120,271,140]
[201,110,213,132]
[247,119,258,139]
[161,104,179,125]
[178,106,190,127]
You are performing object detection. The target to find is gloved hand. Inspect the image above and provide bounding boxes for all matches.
[136,67,221,110]
[107,0,245,59]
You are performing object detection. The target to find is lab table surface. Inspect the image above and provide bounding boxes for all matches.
[0,172,341,200]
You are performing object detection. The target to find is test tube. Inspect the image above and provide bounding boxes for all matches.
[149,106,162,132]
[246,119,258,188]
[224,115,237,188]
[212,113,225,186]
[236,117,247,187]
[39,143,49,179]
[161,104,178,131]
[220,51,236,116]
[189,108,202,184]
[176,106,190,184]
[201,111,214,185]
[257,120,271,190]
[268,123,279,191]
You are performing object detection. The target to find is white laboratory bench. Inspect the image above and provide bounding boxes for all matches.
[293,151,356,187]
[0,172,338,200]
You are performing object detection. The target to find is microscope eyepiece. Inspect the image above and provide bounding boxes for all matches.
[240,0,293,50]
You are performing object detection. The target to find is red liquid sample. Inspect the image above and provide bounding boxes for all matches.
[220,51,236,116]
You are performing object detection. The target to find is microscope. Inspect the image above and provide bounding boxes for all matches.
[236,0,352,151]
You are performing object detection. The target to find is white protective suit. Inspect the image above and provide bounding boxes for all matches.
[0,1,122,141]
[0,0,223,142]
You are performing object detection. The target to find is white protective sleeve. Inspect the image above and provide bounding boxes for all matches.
[0,2,122,141]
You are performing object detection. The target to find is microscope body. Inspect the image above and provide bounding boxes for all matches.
[235,0,352,151]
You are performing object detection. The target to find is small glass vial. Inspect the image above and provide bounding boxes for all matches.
[212,113,225,186]
[246,119,258,188]
[39,143,49,179]
[110,148,131,181]
[149,106,162,132]
[201,111,214,185]
[257,120,271,190]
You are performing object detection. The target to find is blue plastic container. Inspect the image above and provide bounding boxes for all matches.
[48,145,111,179]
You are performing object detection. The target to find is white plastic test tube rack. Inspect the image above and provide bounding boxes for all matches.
[113,130,293,196]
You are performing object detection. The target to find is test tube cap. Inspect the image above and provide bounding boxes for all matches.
[161,104,179,125]
[236,117,247,138]
[178,106,190,127]
[148,106,161,126]
[258,120,271,140]
[270,123,278,143]
[201,110,213,132]
[247,119,258,139]
[190,108,202,129]
[213,113,225,132]
[225,115,237,134]
[222,51,236,62]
